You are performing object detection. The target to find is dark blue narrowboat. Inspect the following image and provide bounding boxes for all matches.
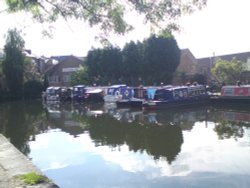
[72,85,87,103]
[60,87,73,102]
[84,88,104,102]
[143,85,209,110]
[116,86,167,108]
[45,86,61,101]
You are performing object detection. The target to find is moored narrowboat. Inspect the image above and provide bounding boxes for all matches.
[46,86,61,101]
[210,85,250,104]
[60,87,73,102]
[84,88,104,102]
[103,84,128,102]
[143,85,209,110]
[72,85,87,103]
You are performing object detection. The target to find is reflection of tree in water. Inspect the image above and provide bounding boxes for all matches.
[212,108,250,140]
[87,114,183,164]
[0,101,45,155]
[214,120,245,140]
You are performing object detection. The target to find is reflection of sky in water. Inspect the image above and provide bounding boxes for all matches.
[29,121,250,188]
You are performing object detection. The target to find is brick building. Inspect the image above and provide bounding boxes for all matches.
[45,55,85,87]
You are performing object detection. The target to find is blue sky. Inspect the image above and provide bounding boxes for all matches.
[1,0,250,58]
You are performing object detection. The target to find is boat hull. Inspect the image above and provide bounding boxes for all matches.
[210,96,250,104]
[116,99,144,108]
[143,98,209,110]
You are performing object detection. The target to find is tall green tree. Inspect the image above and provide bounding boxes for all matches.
[85,46,122,85]
[142,35,181,85]
[122,41,143,85]
[211,58,246,85]
[2,29,25,99]
[71,66,89,85]
[5,0,207,35]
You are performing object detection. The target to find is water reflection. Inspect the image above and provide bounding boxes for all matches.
[2,101,250,187]
[0,101,45,155]
[212,107,250,141]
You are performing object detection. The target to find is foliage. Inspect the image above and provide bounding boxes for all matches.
[71,66,89,85]
[23,80,43,100]
[43,75,49,91]
[191,73,207,85]
[211,58,246,85]
[122,41,144,85]
[83,35,180,86]
[5,0,207,35]
[19,172,47,185]
[142,34,180,85]
[2,28,25,99]
[23,56,43,82]
[214,120,244,140]
[85,46,123,85]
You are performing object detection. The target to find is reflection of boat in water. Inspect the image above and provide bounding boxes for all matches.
[107,105,210,129]
[222,111,250,124]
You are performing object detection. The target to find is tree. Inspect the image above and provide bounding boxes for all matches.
[211,58,246,85]
[142,34,180,85]
[5,0,207,35]
[23,56,43,82]
[23,80,43,100]
[191,73,206,85]
[85,46,123,85]
[84,35,180,86]
[2,28,25,99]
[122,41,143,85]
[71,66,89,85]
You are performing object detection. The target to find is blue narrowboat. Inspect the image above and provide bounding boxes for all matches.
[72,85,87,103]
[60,87,73,102]
[143,85,209,110]
[45,86,61,101]
[84,88,104,102]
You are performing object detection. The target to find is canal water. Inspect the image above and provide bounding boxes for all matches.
[1,101,250,188]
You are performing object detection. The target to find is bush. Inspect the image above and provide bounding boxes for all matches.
[23,80,43,100]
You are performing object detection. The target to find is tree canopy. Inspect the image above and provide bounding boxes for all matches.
[2,29,25,99]
[5,0,207,35]
[84,34,180,86]
[211,58,246,85]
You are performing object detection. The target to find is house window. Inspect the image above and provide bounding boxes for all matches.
[63,75,71,82]
[48,75,59,83]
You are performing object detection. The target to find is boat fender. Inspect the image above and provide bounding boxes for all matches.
[125,90,129,97]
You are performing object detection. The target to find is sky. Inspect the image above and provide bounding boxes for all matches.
[1,0,250,58]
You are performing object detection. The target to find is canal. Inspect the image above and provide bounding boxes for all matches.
[1,100,250,188]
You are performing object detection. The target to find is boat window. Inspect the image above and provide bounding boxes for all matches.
[183,90,188,97]
[179,90,183,97]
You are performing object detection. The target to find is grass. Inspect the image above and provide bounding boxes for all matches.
[19,172,47,185]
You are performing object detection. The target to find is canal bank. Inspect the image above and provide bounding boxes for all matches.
[0,134,59,188]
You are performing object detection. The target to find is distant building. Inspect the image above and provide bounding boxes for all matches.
[197,51,250,84]
[172,49,198,85]
[173,50,250,85]
[45,55,85,87]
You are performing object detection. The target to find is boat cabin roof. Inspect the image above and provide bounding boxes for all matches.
[73,85,85,88]
[222,85,250,89]
[46,86,61,90]
[109,84,127,88]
